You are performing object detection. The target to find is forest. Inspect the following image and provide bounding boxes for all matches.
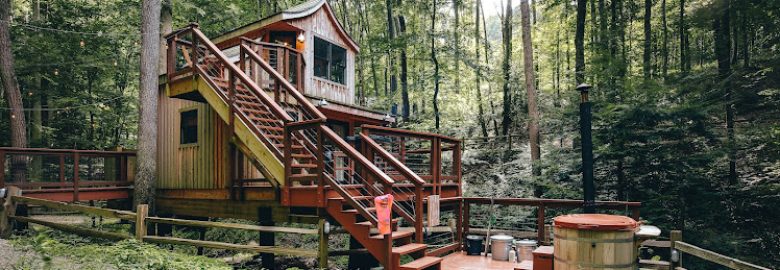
[0,0,778,268]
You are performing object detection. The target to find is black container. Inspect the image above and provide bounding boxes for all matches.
[465,235,484,255]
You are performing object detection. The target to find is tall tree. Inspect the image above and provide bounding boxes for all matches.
[431,0,441,131]
[453,0,461,94]
[661,0,668,78]
[0,0,27,152]
[575,0,587,84]
[520,0,541,195]
[136,0,161,207]
[474,0,489,138]
[643,0,652,79]
[679,0,690,75]
[500,0,513,135]
[385,0,397,96]
[399,15,410,121]
[713,0,736,185]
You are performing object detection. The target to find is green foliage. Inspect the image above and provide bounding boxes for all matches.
[12,229,232,270]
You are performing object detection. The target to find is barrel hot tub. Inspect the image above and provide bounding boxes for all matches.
[553,214,638,270]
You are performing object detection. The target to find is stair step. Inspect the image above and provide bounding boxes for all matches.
[329,195,374,201]
[356,218,400,227]
[249,115,281,125]
[291,163,318,169]
[255,125,284,132]
[342,207,376,214]
[289,174,318,182]
[369,230,413,240]
[399,256,442,270]
[291,153,315,159]
[393,243,428,256]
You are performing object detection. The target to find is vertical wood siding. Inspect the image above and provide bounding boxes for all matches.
[157,90,230,189]
[288,8,356,105]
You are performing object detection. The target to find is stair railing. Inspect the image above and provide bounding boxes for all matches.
[360,133,425,243]
[238,38,397,227]
[166,24,293,161]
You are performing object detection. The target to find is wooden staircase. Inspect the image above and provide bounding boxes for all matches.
[165,25,441,270]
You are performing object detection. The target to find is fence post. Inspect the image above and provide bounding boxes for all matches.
[537,204,546,243]
[0,186,21,238]
[318,219,329,269]
[135,204,148,241]
[670,230,683,269]
[73,152,80,202]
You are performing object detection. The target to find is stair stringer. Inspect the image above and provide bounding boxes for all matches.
[326,199,391,266]
[167,75,285,186]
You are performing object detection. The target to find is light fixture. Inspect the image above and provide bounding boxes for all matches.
[317,99,329,107]
[297,32,306,43]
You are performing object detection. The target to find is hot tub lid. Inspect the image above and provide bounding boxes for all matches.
[554,214,637,231]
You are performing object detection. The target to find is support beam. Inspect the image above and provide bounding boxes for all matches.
[259,207,274,270]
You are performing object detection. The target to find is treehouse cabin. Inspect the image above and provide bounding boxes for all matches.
[159,0,462,269]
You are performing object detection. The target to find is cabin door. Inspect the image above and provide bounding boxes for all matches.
[268,31,299,84]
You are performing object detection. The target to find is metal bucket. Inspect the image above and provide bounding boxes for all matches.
[490,234,514,261]
[514,239,537,262]
[465,235,485,255]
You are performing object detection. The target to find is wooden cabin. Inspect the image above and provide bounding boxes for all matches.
[159,0,459,269]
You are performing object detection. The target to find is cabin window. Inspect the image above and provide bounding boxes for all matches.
[313,37,347,84]
[180,110,198,145]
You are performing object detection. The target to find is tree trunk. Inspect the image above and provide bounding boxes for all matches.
[385,0,397,96]
[575,0,587,84]
[643,0,652,80]
[500,0,513,135]
[1,0,29,184]
[713,0,736,185]
[136,0,161,208]
[0,0,28,154]
[399,15,410,122]
[474,0,489,138]
[661,0,668,78]
[159,0,172,75]
[679,0,690,75]
[431,0,440,131]
[520,0,542,195]
[454,0,461,94]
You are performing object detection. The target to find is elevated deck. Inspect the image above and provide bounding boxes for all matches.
[0,147,135,202]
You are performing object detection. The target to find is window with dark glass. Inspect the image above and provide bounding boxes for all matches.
[313,37,347,84]
[180,110,198,145]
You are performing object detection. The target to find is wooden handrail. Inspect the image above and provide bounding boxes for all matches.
[359,134,425,186]
[321,127,394,186]
[361,124,461,143]
[463,197,642,208]
[240,43,325,120]
[0,147,135,155]
[184,27,293,123]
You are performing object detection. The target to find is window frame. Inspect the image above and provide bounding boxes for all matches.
[312,36,348,85]
[179,108,199,147]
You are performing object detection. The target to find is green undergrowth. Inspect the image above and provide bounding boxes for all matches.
[11,228,233,270]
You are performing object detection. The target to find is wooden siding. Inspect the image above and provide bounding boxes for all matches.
[288,7,356,105]
[157,88,231,190]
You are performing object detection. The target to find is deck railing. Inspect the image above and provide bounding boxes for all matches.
[361,125,462,196]
[0,147,135,201]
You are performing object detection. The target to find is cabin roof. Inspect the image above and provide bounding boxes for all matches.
[212,0,359,52]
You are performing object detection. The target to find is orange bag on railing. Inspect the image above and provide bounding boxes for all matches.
[375,194,394,235]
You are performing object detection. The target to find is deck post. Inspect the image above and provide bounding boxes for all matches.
[537,204,546,244]
[73,152,80,202]
[58,154,65,184]
[670,230,683,269]
[258,207,275,270]
[135,204,148,241]
[318,219,329,269]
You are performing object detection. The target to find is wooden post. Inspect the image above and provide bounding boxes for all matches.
[259,207,275,270]
[59,154,65,184]
[73,152,80,202]
[670,230,683,269]
[537,204,546,244]
[0,186,20,238]
[0,150,5,187]
[455,199,463,250]
[318,219,329,269]
[316,127,325,207]
[463,201,470,238]
[135,204,148,241]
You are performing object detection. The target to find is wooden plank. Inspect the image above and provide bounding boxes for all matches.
[11,196,136,220]
[11,215,131,241]
[142,235,318,257]
[674,241,770,270]
[318,219,329,268]
[145,217,317,235]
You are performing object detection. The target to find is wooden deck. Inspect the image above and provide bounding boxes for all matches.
[441,252,527,270]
